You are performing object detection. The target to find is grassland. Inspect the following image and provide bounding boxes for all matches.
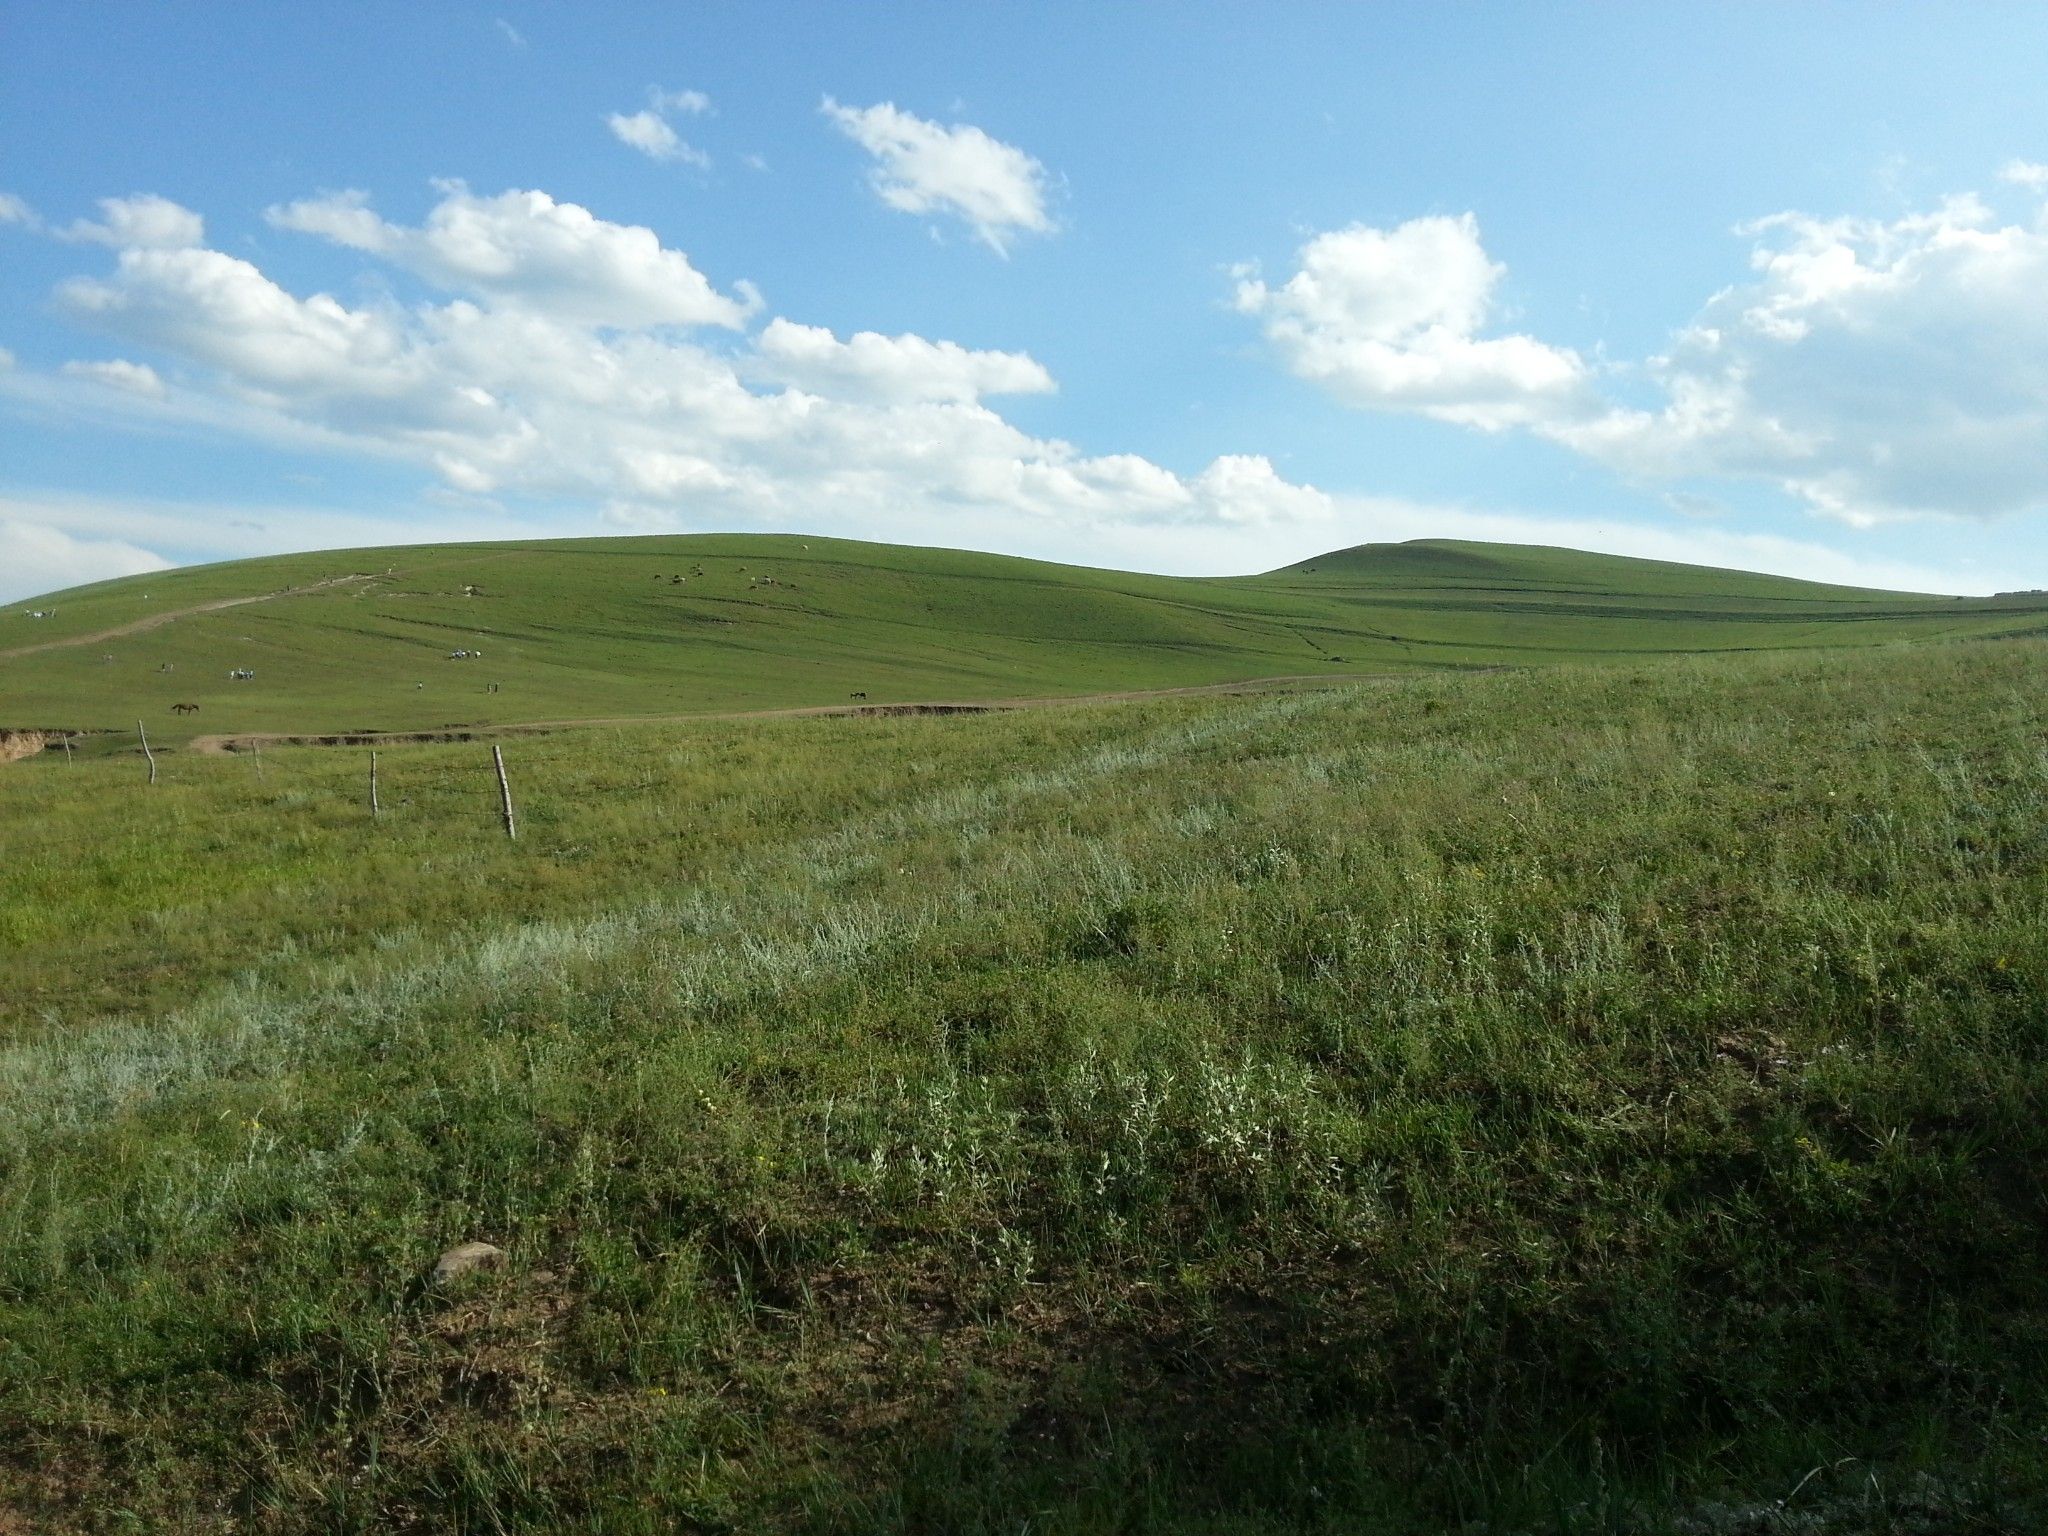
[3,634,2044,1532]
[7,534,2048,747]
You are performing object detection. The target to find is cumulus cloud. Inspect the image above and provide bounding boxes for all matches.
[1247,184,2048,524]
[1555,192,2048,522]
[0,192,39,230]
[822,99,1055,254]
[1235,215,1595,431]
[1188,454,1336,525]
[753,318,1055,403]
[29,184,1325,546]
[62,193,205,249]
[60,247,425,404]
[266,184,755,328]
[1999,159,2048,191]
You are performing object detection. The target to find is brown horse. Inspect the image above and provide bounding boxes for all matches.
[171,702,199,715]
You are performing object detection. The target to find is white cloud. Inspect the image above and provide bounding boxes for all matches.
[267,184,755,328]
[1248,185,2048,524]
[2000,159,2048,191]
[1235,216,1595,430]
[0,192,39,230]
[59,247,426,403]
[1554,193,2048,522]
[30,185,1327,549]
[0,516,172,602]
[265,187,393,252]
[60,358,165,397]
[62,193,205,249]
[607,109,711,169]
[1189,454,1335,525]
[753,318,1055,403]
[822,98,1055,255]
[607,88,713,167]
[495,18,527,48]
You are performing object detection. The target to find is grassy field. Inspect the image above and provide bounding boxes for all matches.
[7,533,2048,747]
[2,635,2044,1532]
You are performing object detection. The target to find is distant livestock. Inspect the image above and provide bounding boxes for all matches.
[228,668,254,680]
[447,648,483,660]
[850,691,867,700]
[171,703,199,715]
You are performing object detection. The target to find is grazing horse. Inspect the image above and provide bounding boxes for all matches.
[171,702,199,715]
[850,691,867,700]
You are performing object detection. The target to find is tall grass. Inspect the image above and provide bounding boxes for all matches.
[2,641,2044,1532]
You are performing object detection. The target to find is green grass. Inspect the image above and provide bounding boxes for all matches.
[7,533,2048,746]
[2,636,2044,1532]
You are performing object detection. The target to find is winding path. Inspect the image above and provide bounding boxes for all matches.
[0,575,375,662]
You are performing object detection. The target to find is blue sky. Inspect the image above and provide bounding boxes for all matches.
[7,3,2048,600]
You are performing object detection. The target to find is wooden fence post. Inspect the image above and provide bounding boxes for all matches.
[62,735,73,766]
[370,750,380,818]
[493,743,517,840]
[253,739,263,780]
[137,720,156,784]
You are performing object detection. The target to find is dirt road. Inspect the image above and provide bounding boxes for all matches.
[0,575,376,662]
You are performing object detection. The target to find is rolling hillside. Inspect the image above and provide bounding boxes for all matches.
[5,532,2045,744]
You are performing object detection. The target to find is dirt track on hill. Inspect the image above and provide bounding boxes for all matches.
[185,673,1388,754]
[0,575,376,661]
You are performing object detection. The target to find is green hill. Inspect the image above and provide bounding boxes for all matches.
[5,533,2044,743]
